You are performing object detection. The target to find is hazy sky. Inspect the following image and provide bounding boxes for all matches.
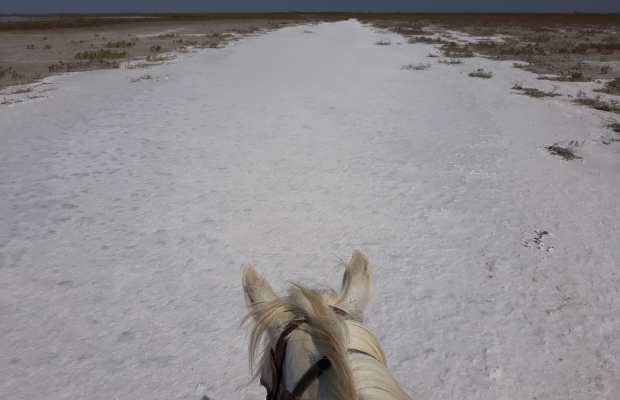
[1,0,619,15]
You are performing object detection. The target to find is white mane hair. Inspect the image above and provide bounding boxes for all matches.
[243,280,412,399]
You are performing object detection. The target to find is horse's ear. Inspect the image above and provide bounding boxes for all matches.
[335,250,373,321]
[242,265,278,308]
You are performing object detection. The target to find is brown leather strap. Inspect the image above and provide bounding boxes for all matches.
[267,319,306,400]
[330,306,349,318]
[267,307,349,399]
[281,357,332,400]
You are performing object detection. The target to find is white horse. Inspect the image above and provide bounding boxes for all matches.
[242,250,412,400]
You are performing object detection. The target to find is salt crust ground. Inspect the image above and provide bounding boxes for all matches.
[1,19,619,400]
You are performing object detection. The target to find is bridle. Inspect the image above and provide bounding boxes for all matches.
[265,306,377,400]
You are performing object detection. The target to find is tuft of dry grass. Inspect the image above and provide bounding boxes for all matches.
[401,63,431,71]
[573,90,620,113]
[146,54,175,62]
[48,59,120,72]
[26,44,35,50]
[440,42,474,58]
[0,66,25,82]
[607,121,620,134]
[105,40,136,48]
[512,82,562,98]
[74,49,128,60]
[11,87,32,94]
[438,58,463,65]
[545,140,584,161]
[375,39,391,45]
[408,36,445,44]
[130,74,153,83]
[469,69,493,78]
[546,142,583,160]
[594,76,620,95]
[539,71,590,82]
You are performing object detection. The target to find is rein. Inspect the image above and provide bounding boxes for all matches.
[266,306,376,400]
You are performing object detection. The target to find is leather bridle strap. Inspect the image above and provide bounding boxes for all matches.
[267,306,375,400]
[268,319,306,400]
[280,357,331,400]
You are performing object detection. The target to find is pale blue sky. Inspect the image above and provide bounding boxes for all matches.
[1,0,619,15]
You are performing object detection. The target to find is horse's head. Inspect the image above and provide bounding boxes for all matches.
[241,251,411,399]
[242,250,373,322]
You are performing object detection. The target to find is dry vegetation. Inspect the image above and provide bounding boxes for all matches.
[364,13,620,82]
[440,42,474,58]
[512,82,562,98]
[574,90,620,113]
[469,69,493,78]
[438,58,463,65]
[595,77,620,95]
[401,63,431,70]
[104,40,136,48]
[408,36,445,44]
[546,141,583,160]
[74,49,129,60]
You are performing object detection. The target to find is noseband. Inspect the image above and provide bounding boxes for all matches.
[266,306,376,400]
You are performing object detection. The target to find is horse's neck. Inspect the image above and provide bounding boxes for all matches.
[283,329,339,398]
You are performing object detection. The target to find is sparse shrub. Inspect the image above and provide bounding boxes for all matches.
[44,45,52,50]
[512,82,562,98]
[427,52,439,57]
[26,44,35,50]
[513,63,528,68]
[469,69,493,78]
[401,63,431,71]
[594,76,620,95]
[200,41,224,49]
[42,36,47,40]
[2,67,26,81]
[539,71,590,82]
[11,87,32,94]
[130,74,153,83]
[440,42,474,58]
[375,39,391,45]
[74,49,128,60]
[47,59,120,72]
[608,121,620,134]
[392,24,425,36]
[146,54,175,62]
[438,58,463,65]
[105,40,135,48]
[601,66,611,74]
[546,143,582,160]
[408,36,444,44]
[574,90,620,113]
[567,71,585,81]
[150,45,162,52]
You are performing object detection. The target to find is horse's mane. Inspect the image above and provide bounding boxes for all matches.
[243,284,411,400]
